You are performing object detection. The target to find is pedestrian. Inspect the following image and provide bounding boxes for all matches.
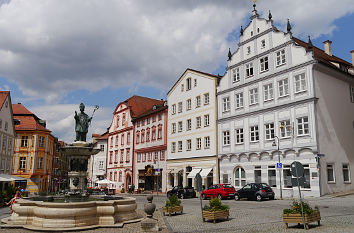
[6,189,23,214]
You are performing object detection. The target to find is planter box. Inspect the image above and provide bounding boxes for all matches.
[202,210,229,224]
[162,206,183,216]
[283,211,321,230]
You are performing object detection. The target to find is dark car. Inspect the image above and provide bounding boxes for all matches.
[167,186,196,199]
[234,183,275,201]
[201,184,236,200]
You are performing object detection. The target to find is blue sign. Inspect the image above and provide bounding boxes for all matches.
[157,168,160,172]
[277,163,282,168]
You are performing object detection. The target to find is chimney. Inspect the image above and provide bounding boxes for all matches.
[351,50,354,66]
[323,40,332,56]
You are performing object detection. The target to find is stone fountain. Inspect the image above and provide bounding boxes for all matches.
[1,103,140,231]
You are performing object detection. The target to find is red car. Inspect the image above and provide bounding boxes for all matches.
[201,184,236,200]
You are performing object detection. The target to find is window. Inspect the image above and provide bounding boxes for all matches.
[160,150,165,160]
[178,141,182,152]
[154,151,158,161]
[100,145,104,151]
[137,153,141,162]
[223,131,230,146]
[122,113,126,125]
[204,93,209,105]
[119,171,122,182]
[0,119,2,129]
[172,104,176,115]
[152,115,156,122]
[297,116,309,136]
[186,99,192,110]
[178,102,183,113]
[235,93,243,109]
[327,164,335,183]
[254,166,262,183]
[196,117,201,128]
[126,149,130,162]
[294,73,307,93]
[186,78,192,90]
[246,63,254,77]
[260,56,269,72]
[235,128,244,144]
[343,164,351,183]
[181,84,184,92]
[158,126,162,139]
[283,165,293,188]
[19,157,26,170]
[232,68,240,82]
[204,115,210,127]
[268,166,276,187]
[114,151,118,163]
[141,131,145,143]
[261,39,266,48]
[109,152,113,164]
[204,136,210,149]
[249,88,258,105]
[172,123,176,134]
[186,139,192,151]
[127,132,130,144]
[178,121,183,132]
[222,97,230,112]
[303,164,311,188]
[265,123,275,140]
[280,120,292,138]
[196,96,201,108]
[263,83,273,101]
[4,122,8,131]
[109,172,112,181]
[250,126,259,142]
[152,128,156,140]
[194,79,197,87]
[276,49,286,66]
[120,150,124,162]
[136,132,140,144]
[116,116,120,128]
[278,79,289,97]
[115,135,119,146]
[187,119,192,131]
[114,172,117,181]
[143,153,146,161]
[21,136,28,148]
[351,86,354,103]
[196,138,202,150]
[37,157,43,169]
[2,136,6,151]
[171,142,176,153]
[247,46,251,54]
[99,161,104,169]
[234,167,246,187]
[121,134,125,145]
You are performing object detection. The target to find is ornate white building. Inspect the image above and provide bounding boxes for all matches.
[167,69,220,190]
[217,5,354,197]
[89,132,108,187]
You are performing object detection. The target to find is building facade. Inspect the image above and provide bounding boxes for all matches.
[107,96,164,193]
[90,132,108,187]
[167,69,220,191]
[12,103,55,193]
[217,5,354,197]
[134,103,167,193]
[0,91,16,191]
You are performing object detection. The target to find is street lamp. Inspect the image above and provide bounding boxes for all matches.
[272,135,282,200]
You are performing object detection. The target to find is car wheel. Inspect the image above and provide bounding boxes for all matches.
[217,194,222,199]
[234,194,240,201]
[202,194,206,200]
[256,194,262,202]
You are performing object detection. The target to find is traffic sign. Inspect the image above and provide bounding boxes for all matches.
[277,163,282,169]
[291,161,304,177]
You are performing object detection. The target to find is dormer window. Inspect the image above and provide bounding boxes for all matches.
[186,78,192,90]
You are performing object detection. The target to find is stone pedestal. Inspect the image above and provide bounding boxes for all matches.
[141,218,159,232]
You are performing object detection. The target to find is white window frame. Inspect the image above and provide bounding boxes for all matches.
[276,49,286,67]
[186,139,192,151]
[235,92,244,109]
[172,104,176,115]
[263,83,273,101]
[278,78,289,97]
[250,125,259,142]
[246,62,254,78]
[260,56,269,72]
[247,46,251,55]
[186,78,192,90]
[297,116,309,136]
[171,142,176,153]
[261,39,266,48]
[223,131,230,146]
[327,164,335,183]
[280,120,292,138]
[222,97,230,112]
[187,119,192,131]
[249,88,258,105]
[204,93,209,105]
[232,68,240,82]
[204,136,210,149]
[196,96,201,108]
[172,123,176,134]
[235,128,244,144]
[196,116,201,129]
[265,123,275,140]
[196,138,202,150]
[178,121,183,132]
[178,102,183,113]
[343,164,351,183]
[178,141,182,152]
[204,114,210,127]
[186,99,192,110]
[294,73,307,93]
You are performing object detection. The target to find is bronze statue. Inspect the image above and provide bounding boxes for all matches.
[74,103,92,142]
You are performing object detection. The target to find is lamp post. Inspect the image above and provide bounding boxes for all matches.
[272,136,282,200]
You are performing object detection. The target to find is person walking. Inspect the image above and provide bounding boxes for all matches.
[6,189,23,214]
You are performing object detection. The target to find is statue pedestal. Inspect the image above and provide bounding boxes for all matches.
[72,141,90,147]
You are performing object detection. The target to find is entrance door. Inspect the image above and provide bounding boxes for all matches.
[145,176,153,190]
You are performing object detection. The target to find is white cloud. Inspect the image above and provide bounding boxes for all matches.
[31,104,113,143]
[0,0,352,103]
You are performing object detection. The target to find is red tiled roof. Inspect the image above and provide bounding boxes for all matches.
[0,91,10,110]
[92,131,109,139]
[115,95,164,118]
[12,103,34,115]
[292,37,353,69]
[12,103,51,132]
[133,105,167,121]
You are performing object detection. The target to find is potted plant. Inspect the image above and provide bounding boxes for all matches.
[283,200,321,230]
[162,194,183,216]
[202,197,229,223]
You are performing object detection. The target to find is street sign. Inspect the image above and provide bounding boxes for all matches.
[195,173,203,192]
[291,161,304,177]
[277,163,282,169]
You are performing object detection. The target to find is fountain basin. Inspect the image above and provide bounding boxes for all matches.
[2,197,139,230]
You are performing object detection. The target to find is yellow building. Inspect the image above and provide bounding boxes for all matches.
[12,103,55,193]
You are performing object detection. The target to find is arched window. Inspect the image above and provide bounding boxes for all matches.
[119,171,122,182]
[136,131,140,144]
[234,167,246,188]
[114,171,117,181]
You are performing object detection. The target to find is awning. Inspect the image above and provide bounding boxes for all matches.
[200,168,213,178]
[0,174,27,182]
[187,168,201,178]
[95,179,114,184]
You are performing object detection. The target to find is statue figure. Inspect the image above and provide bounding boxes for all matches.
[74,103,92,142]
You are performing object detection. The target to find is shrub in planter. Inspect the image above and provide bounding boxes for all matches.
[162,194,183,216]
[283,200,321,229]
[120,188,125,193]
[202,197,230,223]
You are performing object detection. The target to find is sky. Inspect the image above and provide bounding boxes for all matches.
[0,0,353,142]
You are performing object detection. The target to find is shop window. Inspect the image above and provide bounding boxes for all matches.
[268,166,276,187]
[254,166,262,183]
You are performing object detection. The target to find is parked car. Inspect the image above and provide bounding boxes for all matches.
[234,183,275,201]
[201,184,236,200]
[167,186,196,199]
